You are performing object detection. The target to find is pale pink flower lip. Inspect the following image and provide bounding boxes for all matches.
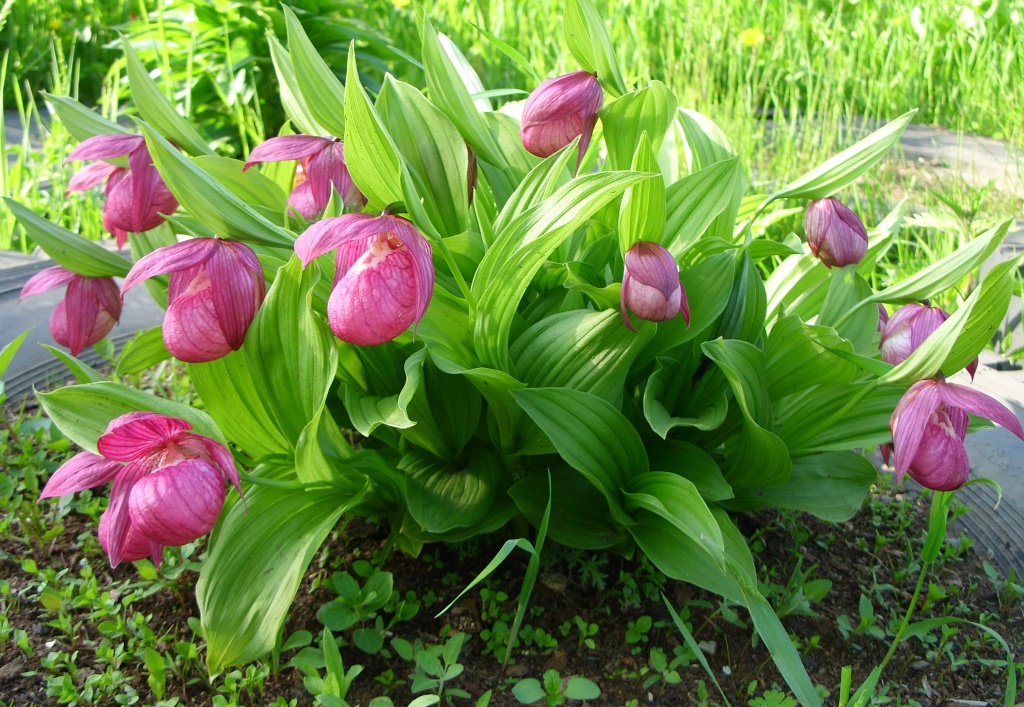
[520,71,603,170]
[19,265,122,356]
[294,213,434,346]
[39,412,241,568]
[620,241,690,332]
[803,197,868,268]
[122,238,266,363]
[890,378,1024,491]
[243,135,365,218]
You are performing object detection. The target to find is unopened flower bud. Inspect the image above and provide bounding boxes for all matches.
[620,241,690,331]
[804,197,868,268]
[520,71,602,168]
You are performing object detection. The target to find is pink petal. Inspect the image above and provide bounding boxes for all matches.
[128,458,226,546]
[67,162,122,193]
[205,241,264,350]
[242,135,331,171]
[61,276,103,356]
[39,452,123,498]
[287,180,320,220]
[890,380,942,483]
[98,414,192,461]
[19,266,77,300]
[907,412,971,491]
[66,134,145,163]
[122,238,219,294]
[937,383,1024,441]
[294,213,381,266]
[328,243,419,346]
[98,458,151,567]
[162,277,233,362]
[185,434,243,497]
[388,216,434,325]
[304,144,340,214]
[620,272,638,332]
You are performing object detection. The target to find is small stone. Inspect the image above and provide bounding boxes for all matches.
[698,640,716,656]
[722,666,732,676]
[911,660,930,671]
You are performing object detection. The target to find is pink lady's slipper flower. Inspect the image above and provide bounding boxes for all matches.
[877,304,889,333]
[803,197,868,268]
[295,213,433,346]
[520,71,603,168]
[890,378,1024,491]
[19,266,121,356]
[40,412,241,567]
[880,303,978,378]
[122,238,265,363]
[621,241,691,332]
[243,135,365,218]
[66,134,179,248]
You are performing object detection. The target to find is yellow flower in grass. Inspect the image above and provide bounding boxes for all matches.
[738,27,765,48]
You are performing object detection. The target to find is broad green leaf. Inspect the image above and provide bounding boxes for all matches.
[619,133,666,251]
[723,451,876,521]
[881,258,1017,384]
[40,346,106,384]
[344,47,403,208]
[115,327,171,377]
[492,141,575,237]
[191,156,288,214]
[647,440,733,501]
[770,110,915,201]
[765,317,857,398]
[199,471,364,671]
[401,448,501,533]
[509,468,627,549]
[295,408,359,487]
[38,381,226,454]
[623,471,724,559]
[817,265,877,354]
[418,287,476,372]
[340,349,424,438]
[4,198,132,277]
[716,252,766,344]
[663,157,743,259]
[512,387,647,510]
[676,109,736,171]
[0,330,30,379]
[870,219,1011,304]
[122,40,212,156]
[44,93,130,143]
[643,355,729,437]
[563,0,627,96]
[266,34,325,136]
[764,250,830,323]
[600,82,676,171]
[473,171,653,371]
[778,382,905,452]
[402,350,482,459]
[702,338,791,489]
[283,6,346,137]
[138,122,294,247]
[511,309,654,406]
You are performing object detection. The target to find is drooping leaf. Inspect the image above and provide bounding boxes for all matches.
[282,6,346,137]
[344,47,403,208]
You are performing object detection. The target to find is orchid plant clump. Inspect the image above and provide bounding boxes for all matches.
[8,2,1024,703]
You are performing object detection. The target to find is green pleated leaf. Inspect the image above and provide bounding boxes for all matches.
[138,122,294,247]
[192,156,288,215]
[511,309,654,406]
[600,82,676,171]
[770,110,915,201]
[765,317,858,398]
[122,40,212,156]
[676,109,736,170]
[509,468,627,549]
[817,265,877,354]
[401,448,501,533]
[778,382,905,453]
[283,6,346,138]
[716,252,766,344]
[492,140,575,237]
[115,327,171,376]
[643,356,729,437]
[563,0,627,96]
[870,219,1011,304]
[38,381,225,454]
[618,133,666,251]
[344,47,403,208]
[647,440,733,502]
[512,387,647,510]
[702,338,791,489]
[378,77,470,238]
[401,350,482,460]
[340,351,422,438]
[199,472,364,672]
[623,471,724,559]
[266,34,326,136]
[881,257,1017,384]
[4,198,131,277]
[473,171,653,371]
[44,93,130,143]
[723,450,876,521]
[40,346,107,384]
[663,157,744,259]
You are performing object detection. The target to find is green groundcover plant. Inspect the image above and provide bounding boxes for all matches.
[6,2,1024,704]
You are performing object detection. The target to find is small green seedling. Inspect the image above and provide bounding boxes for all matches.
[511,669,601,706]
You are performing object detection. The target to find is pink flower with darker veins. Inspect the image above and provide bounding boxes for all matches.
[19,265,122,356]
[66,134,179,248]
[122,238,265,363]
[295,213,433,346]
[880,303,978,378]
[40,412,241,568]
[520,71,603,170]
[803,197,868,268]
[620,241,691,332]
[243,135,365,218]
[890,378,1024,491]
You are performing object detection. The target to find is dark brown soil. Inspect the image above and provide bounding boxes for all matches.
[1,487,1021,707]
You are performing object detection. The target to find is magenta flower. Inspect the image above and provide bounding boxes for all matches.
[880,303,978,378]
[294,213,433,346]
[122,238,265,363]
[520,71,602,168]
[620,241,691,332]
[40,412,241,567]
[66,134,179,248]
[243,135,365,218]
[890,378,1024,491]
[803,197,868,268]
[19,265,121,356]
